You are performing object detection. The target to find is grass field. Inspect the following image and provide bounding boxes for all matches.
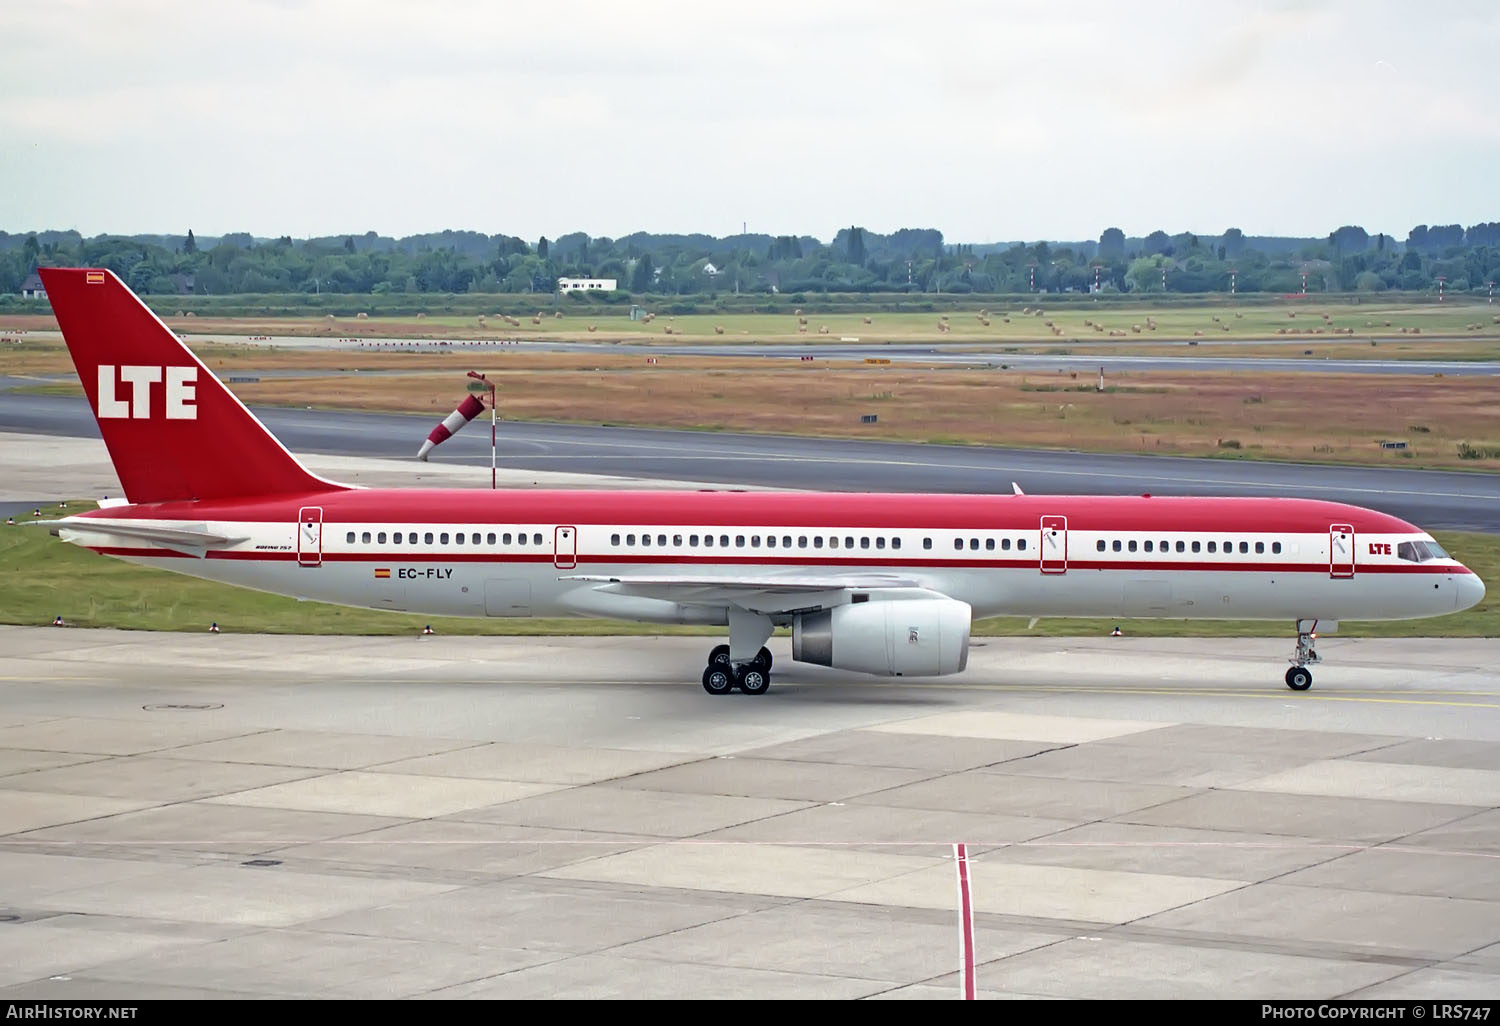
[3,503,1495,639]
[5,299,1500,345]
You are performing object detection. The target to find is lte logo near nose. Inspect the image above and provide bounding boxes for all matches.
[96,365,198,419]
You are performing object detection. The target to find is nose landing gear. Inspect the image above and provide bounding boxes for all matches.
[1286,622,1321,691]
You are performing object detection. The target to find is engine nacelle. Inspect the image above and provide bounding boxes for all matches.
[793,598,971,677]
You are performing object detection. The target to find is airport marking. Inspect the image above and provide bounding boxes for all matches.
[954,843,977,1000]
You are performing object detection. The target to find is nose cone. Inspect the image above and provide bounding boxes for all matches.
[1456,570,1486,612]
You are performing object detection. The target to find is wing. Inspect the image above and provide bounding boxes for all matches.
[559,571,927,615]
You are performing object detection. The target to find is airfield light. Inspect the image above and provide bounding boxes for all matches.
[1435,276,1446,303]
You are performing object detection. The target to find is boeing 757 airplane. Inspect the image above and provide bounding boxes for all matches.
[35,268,1485,695]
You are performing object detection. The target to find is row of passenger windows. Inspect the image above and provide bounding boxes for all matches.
[346,530,545,546]
[612,532,904,550]
[1097,538,1283,555]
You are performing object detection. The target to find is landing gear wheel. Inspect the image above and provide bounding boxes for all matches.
[753,647,773,672]
[708,644,731,669]
[737,665,771,696]
[702,665,734,696]
[1285,666,1313,691]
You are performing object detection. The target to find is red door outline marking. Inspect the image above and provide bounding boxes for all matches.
[554,525,577,569]
[297,506,323,567]
[1330,523,1354,579]
[1040,515,1067,574]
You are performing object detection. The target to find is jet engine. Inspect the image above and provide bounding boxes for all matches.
[792,598,971,676]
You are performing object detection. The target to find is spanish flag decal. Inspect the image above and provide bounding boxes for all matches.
[374,568,390,579]
[85,271,106,284]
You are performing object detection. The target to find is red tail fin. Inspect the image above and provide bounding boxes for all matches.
[40,268,345,503]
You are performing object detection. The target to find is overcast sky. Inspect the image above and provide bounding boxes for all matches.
[2,0,1496,244]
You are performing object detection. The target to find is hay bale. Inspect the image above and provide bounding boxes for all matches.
[554,311,563,318]
[416,312,426,318]
[588,325,597,332]
[862,316,872,324]
[1131,325,1141,333]
[531,317,541,324]
[356,312,368,319]
[714,326,724,334]
[818,325,829,334]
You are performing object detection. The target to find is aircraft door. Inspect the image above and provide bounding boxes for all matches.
[1040,515,1067,574]
[554,525,577,569]
[1330,523,1355,579]
[297,506,323,567]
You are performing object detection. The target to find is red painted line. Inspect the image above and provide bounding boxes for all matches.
[954,843,976,1000]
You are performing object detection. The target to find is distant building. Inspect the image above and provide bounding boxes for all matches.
[19,273,45,300]
[702,262,719,277]
[558,277,617,293]
[170,273,196,295]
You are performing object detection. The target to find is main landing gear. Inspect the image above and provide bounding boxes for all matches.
[702,643,773,696]
[1285,622,1321,691]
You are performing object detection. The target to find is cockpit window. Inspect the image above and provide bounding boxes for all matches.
[1397,540,1443,562]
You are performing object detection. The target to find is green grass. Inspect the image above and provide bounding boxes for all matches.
[3,502,1495,639]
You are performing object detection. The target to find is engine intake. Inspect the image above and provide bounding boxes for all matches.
[793,598,971,676]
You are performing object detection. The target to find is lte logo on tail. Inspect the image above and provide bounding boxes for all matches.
[97,365,197,419]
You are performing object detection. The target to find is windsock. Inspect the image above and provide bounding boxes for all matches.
[418,394,486,461]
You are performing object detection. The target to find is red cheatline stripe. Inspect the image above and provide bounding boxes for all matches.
[954,843,976,1000]
[83,547,1471,575]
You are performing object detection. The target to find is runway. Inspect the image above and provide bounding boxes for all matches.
[0,627,1496,999]
[3,391,1497,532]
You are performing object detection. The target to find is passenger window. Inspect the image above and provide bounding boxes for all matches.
[923,538,932,550]
[1207,542,1216,553]
[1144,541,1153,553]
[954,538,963,551]
[1239,542,1249,554]
[1097,540,1106,552]
[892,538,901,550]
[1128,540,1138,552]
[657,534,667,546]
[987,539,996,551]
[1192,541,1201,553]
[876,537,886,549]
[798,536,808,548]
[425,532,434,544]
[627,534,636,545]
[503,532,512,544]
[766,536,775,548]
[641,534,651,547]
[517,533,527,545]
[751,536,760,548]
[377,531,387,544]
[704,535,713,547]
[1017,538,1026,551]
[487,533,496,545]
[346,532,355,544]
[690,534,700,546]
[970,538,979,550]
[736,535,745,547]
[1176,540,1185,553]
[612,534,620,545]
[534,533,542,545]
[673,534,682,546]
[783,536,792,548]
[719,535,729,547]
[1224,540,1232,553]
[440,532,449,544]
[1003,538,1012,551]
[362,531,371,543]
[1112,540,1121,552]
[1255,541,1264,554]
[1272,541,1281,554]
[813,537,824,549]
[454,533,464,545]
[845,536,854,549]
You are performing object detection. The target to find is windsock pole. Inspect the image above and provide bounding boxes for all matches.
[468,371,497,489]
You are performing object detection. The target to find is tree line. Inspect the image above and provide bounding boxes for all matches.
[2,222,1497,300]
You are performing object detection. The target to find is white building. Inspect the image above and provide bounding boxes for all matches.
[558,277,617,292]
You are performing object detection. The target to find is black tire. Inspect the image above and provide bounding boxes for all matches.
[737,666,770,696]
[702,665,735,695]
[708,644,731,669]
[753,647,773,672]
[1285,666,1313,691]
